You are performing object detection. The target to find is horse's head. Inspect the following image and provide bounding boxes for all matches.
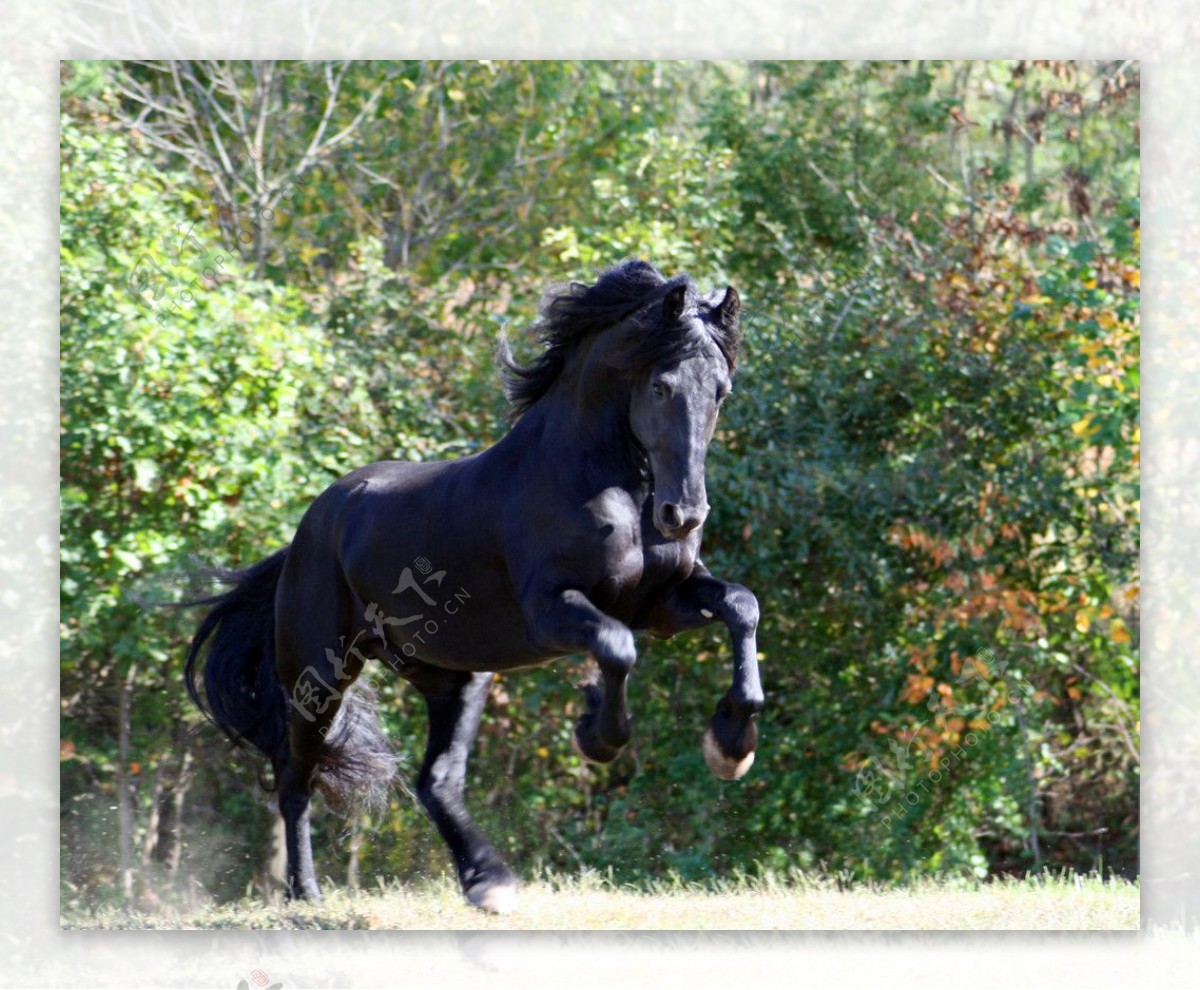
[500,262,743,540]
[628,281,741,541]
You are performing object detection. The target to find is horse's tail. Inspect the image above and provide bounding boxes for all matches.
[183,548,291,767]
[183,546,398,810]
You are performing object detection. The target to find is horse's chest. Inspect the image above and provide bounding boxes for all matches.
[638,538,697,587]
[580,488,696,611]
[592,526,696,614]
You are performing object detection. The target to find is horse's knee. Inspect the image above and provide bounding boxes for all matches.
[723,584,759,632]
[594,623,637,674]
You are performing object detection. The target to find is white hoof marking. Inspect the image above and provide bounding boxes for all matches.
[703,728,755,781]
[469,881,519,915]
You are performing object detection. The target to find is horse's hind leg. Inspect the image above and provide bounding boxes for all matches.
[277,730,323,901]
[275,651,348,902]
[273,585,369,901]
[408,665,520,913]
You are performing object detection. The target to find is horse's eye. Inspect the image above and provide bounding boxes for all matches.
[652,382,668,400]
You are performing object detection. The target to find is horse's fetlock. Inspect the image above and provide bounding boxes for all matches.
[742,692,765,717]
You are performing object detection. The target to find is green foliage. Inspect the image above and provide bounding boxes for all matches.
[60,59,1139,909]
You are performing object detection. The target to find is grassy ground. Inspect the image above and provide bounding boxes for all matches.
[63,871,1138,930]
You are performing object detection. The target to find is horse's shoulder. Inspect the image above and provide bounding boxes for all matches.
[583,485,643,526]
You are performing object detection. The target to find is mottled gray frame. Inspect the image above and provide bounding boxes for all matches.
[4,2,1188,985]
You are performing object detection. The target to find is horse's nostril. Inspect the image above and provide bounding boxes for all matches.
[661,503,683,528]
[659,503,707,537]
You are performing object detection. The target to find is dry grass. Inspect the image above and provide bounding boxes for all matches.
[64,871,1138,931]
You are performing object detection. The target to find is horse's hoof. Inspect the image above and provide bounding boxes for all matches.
[571,723,625,764]
[467,879,520,915]
[571,727,605,764]
[702,728,755,780]
[571,729,596,763]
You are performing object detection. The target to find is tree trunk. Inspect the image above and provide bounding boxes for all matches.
[116,663,138,904]
[159,744,193,885]
[139,757,167,891]
[347,817,364,890]
[260,807,287,903]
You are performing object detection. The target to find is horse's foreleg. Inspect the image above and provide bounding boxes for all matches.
[528,588,637,764]
[409,666,520,914]
[639,570,763,780]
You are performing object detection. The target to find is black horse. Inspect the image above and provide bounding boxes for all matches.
[184,259,763,913]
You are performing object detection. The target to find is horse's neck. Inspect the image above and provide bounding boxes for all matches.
[505,389,647,498]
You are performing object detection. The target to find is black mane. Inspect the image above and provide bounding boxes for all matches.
[500,259,741,420]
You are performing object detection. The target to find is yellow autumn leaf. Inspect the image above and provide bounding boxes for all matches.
[1075,610,1091,634]
[1111,620,1132,645]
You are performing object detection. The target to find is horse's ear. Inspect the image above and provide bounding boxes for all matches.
[662,283,688,326]
[717,285,741,327]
